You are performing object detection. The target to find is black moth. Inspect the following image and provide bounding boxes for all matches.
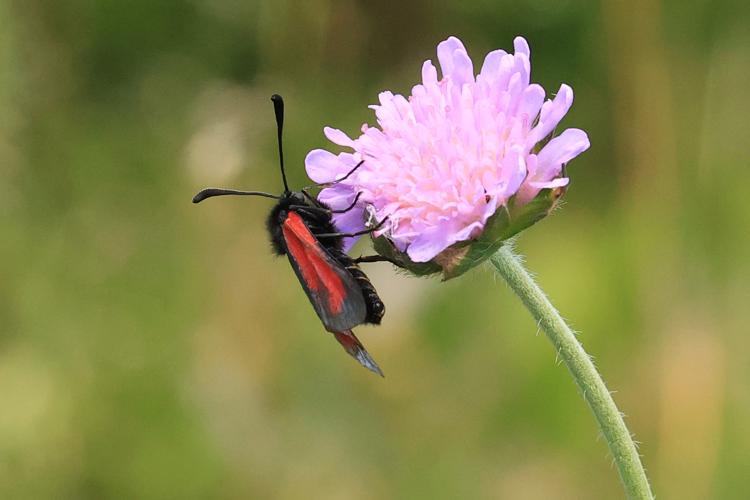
[193,94,390,376]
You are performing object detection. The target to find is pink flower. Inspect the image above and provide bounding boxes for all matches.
[306,36,589,264]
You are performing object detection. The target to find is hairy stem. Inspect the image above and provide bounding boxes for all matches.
[490,245,653,500]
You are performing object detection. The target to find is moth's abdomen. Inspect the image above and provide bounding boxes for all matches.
[330,249,385,325]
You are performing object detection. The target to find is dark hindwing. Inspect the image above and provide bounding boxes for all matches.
[281,211,367,332]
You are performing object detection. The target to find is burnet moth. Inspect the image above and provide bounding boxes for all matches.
[193,95,388,376]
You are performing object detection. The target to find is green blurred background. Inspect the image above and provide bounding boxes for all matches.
[2,0,749,498]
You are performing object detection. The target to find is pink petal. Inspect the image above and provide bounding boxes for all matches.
[528,177,570,189]
[512,37,531,87]
[407,206,493,262]
[331,205,366,252]
[479,49,508,83]
[495,145,528,200]
[406,226,453,262]
[536,128,590,181]
[513,36,530,56]
[303,36,589,263]
[488,53,516,91]
[324,127,356,148]
[317,185,366,252]
[451,49,475,87]
[437,36,474,86]
[452,220,484,241]
[528,84,574,146]
[422,60,438,86]
[305,149,351,184]
[519,84,545,123]
[317,184,357,210]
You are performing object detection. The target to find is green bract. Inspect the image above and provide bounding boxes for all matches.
[371,187,565,280]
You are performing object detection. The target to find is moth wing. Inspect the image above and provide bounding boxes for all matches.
[333,330,384,377]
[281,211,367,332]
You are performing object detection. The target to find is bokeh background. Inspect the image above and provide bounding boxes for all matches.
[2,0,749,498]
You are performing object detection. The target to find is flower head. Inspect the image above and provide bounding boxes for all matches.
[306,36,589,277]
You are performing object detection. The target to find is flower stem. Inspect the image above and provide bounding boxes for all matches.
[490,245,653,500]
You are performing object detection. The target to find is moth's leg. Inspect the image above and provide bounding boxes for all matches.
[288,205,329,216]
[315,216,388,239]
[291,191,362,215]
[331,192,362,214]
[330,160,365,184]
[353,255,400,266]
[300,188,318,205]
[299,160,366,192]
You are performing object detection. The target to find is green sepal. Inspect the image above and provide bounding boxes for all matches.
[371,234,443,276]
[371,187,563,280]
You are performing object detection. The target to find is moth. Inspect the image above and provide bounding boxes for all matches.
[193,95,389,376]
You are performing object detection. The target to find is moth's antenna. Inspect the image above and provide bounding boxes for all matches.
[270,94,289,194]
[192,188,280,204]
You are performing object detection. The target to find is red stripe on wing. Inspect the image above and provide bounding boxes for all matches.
[282,211,346,314]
